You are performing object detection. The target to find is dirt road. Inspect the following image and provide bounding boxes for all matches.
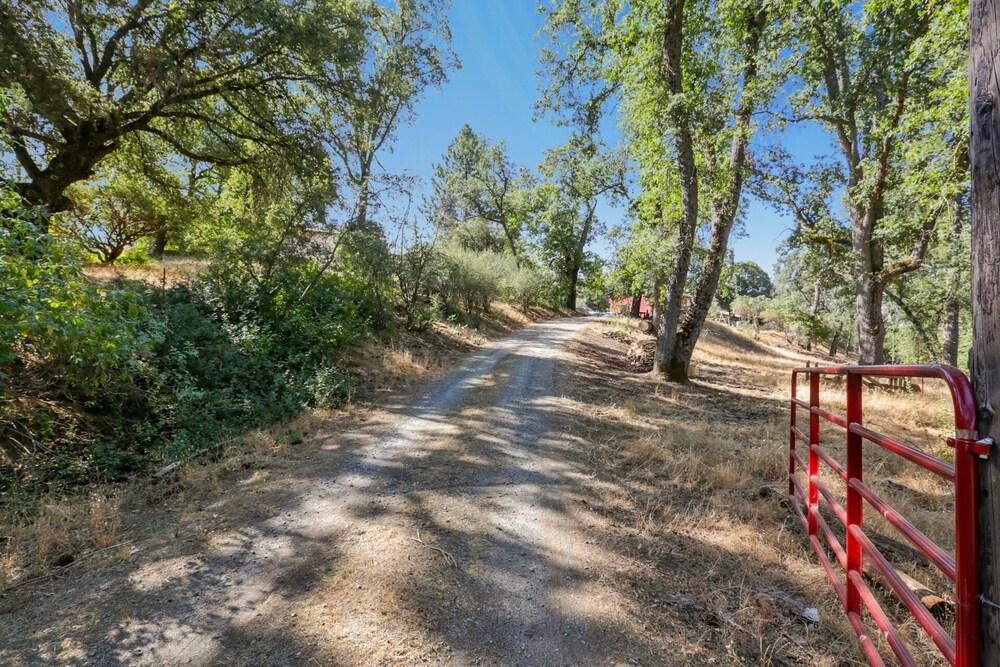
[2,318,665,666]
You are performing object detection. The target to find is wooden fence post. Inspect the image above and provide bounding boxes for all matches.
[970,1,1000,661]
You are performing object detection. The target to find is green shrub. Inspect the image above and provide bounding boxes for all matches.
[504,265,554,311]
[401,241,556,318]
[1,187,379,493]
[305,366,356,407]
[200,256,373,364]
[116,246,152,266]
[0,185,145,390]
[432,243,505,314]
[730,295,771,323]
[771,300,829,343]
[431,244,556,315]
[405,301,439,331]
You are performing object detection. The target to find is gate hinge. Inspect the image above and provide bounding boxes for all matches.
[948,436,994,459]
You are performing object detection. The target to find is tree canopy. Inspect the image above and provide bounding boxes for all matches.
[1,0,367,215]
[718,260,773,310]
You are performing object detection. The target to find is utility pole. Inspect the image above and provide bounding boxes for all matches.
[970,1,1000,661]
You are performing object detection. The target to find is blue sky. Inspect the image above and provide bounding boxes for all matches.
[380,2,832,275]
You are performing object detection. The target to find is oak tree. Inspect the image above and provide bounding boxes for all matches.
[1,0,365,219]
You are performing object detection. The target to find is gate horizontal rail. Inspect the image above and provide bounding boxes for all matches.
[787,364,989,667]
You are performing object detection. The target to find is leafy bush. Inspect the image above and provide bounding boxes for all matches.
[305,366,356,407]
[202,253,372,360]
[403,300,439,332]
[504,265,555,311]
[428,244,558,315]
[394,239,439,329]
[1,185,378,494]
[0,185,144,389]
[115,246,152,266]
[730,295,772,331]
[432,243,506,314]
[770,297,830,344]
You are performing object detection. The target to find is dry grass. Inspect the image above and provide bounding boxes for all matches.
[82,253,208,288]
[0,406,348,591]
[564,317,957,666]
[355,343,446,392]
[0,492,124,587]
[88,493,122,548]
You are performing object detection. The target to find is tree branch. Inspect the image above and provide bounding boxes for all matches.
[866,68,913,221]
[876,202,944,288]
[138,126,247,166]
[91,0,158,83]
[7,132,43,180]
[64,0,95,82]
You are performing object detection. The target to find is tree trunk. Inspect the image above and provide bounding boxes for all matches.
[498,215,520,260]
[806,282,822,352]
[652,276,663,332]
[669,205,734,377]
[971,4,1000,662]
[103,245,125,265]
[630,292,642,319]
[849,194,891,365]
[942,196,966,367]
[665,0,765,379]
[565,209,594,311]
[355,169,372,230]
[150,227,168,259]
[654,0,700,380]
[855,273,887,365]
[565,266,579,310]
[829,325,842,357]
[942,299,960,366]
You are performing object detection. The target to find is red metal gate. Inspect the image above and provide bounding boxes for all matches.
[787,364,990,667]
